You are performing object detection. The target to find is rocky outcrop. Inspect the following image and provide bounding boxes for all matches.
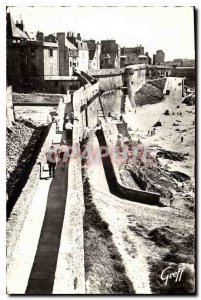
[6,121,50,217]
[134,78,166,106]
[124,162,176,199]
[7,121,34,180]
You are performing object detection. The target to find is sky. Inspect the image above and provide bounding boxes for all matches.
[8,6,195,62]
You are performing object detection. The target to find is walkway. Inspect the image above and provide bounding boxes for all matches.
[25,160,69,294]
[7,101,72,294]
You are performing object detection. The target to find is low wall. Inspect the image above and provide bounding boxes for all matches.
[88,68,124,77]
[73,82,100,135]
[97,122,160,205]
[53,123,85,294]
[53,82,95,293]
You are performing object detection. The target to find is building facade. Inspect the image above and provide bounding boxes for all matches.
[121,45,144,56]
[146,65,172,79]
[56,32,78,76]
[67,32,89,71]
[138,55,149,65]
[100,40,120,69]
[7,12,60,92]
[120,45,149,67]
[86,40,101,70]
[153,50,165,65]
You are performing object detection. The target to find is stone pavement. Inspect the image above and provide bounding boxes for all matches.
[25,160,69,294]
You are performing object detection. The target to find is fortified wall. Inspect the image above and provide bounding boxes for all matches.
[87,65,146,94]
[87,68,124,91]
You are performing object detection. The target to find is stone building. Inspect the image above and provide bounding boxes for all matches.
[121,45,144,56]
[169,58,195,67]
[146,65,172,79]
[120,53,139,67]
[56,32,78,76]
[138,55,149,65]
[67,32,89,71]
[7,12,59,92]
[153,50,165,65]
[145,52,152,65]
[86,40,101,70]
[171,66,195,87]
[120,45,148,67]
[100,40,120,69]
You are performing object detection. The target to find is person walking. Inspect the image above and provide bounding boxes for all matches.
[65,119,74,142]
[55,115,60,133]
[83,127,91,143]
[58,140,68,170]
[46,145,57,178]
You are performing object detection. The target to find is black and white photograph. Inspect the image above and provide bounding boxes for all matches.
[4,1,196,296]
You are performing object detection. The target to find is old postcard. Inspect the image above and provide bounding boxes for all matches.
[6,4,195,295]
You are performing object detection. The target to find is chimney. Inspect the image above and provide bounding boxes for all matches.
[57,32,66,44]
[16,20,24,32]
[36,31,44,41]
[67,32,71,38]
[77,33,81,40]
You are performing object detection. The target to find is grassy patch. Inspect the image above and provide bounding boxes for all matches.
[82,171,135,294]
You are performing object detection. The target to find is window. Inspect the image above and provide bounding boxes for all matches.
[70,61,72,67]
[49,49,53,57]
[55,81,58,86]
